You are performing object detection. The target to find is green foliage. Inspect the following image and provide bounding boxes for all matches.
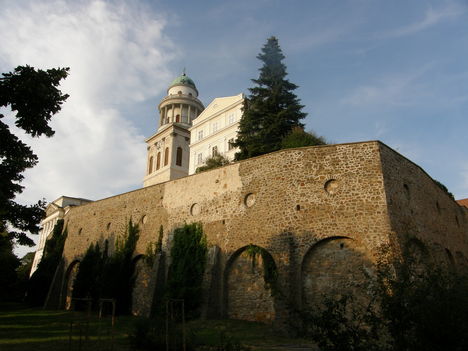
[376,252,468,351]
[303,294,385,351]
[43,219,67,263]
[10,252,35,301]
[1,65,69,247]
[214,331,252,351]
[245,244,278,292]
[101,219,140,314]
[72,242,103,305]
[234,36,306,160]
[72,219,140,314]
[145,225,164,267]
[434,179,455,199]
[16,252,34,280]
[0,231,21,300]
[304,246,468,351]
[27,219,67,305]
[129,317,167,350]
[129,315,198,351]
[129,318,251,351]
[0,302,136,350]
[281,127,327,149]
[167,223,207,317]
[195,154,231,173]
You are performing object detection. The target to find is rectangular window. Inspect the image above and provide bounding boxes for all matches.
[198,130,203,140]
[212,122,218,133]
[228,113,235,124]
[212,146,218,157]
[228,138,235,151]
[197,153,203,165]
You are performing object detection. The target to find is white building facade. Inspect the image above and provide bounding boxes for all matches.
[188,93,243,175]
[30,196,92,276]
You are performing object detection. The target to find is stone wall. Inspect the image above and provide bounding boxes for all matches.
[379,143,468,268]
[50,141,468,325]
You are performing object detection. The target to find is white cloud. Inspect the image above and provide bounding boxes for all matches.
[382,1,465,38]
[0,0,176,205]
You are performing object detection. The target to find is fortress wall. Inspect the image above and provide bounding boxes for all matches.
[58,141,393,321]
[379,143,468,268]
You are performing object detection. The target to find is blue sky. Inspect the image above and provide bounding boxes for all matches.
[1,0,467,252]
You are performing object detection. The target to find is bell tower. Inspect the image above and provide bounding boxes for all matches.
[143,72,204,187]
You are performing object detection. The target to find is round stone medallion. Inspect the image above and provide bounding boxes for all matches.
[324,179,339,195]
[244,193,256,207]
[190,203,200,216]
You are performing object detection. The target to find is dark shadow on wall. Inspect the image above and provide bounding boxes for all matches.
[223,244,278,324]
[61,259,80,310]
[299,236,374,313]
[220,233,377,330]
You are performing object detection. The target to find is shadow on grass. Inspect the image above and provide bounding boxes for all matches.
[1,303,317,351]
[0,302,134,351]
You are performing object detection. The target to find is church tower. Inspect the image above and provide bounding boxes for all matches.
[143,73,205,187]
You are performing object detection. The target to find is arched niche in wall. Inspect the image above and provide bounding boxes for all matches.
[404,238,430,278]
[224,245,277,323]
[301,236,373,311]
[64,260,80,310]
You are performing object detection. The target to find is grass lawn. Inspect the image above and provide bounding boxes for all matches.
[0,302,134,351]
[0,303,316,351]
[188,319,316,350]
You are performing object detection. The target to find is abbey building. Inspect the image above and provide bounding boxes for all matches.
[143,73,243,187]
[32,73,243,275]
[32,74,468,326]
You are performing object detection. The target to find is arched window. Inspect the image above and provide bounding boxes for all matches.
[176,147,182,166]
[164,147,169,166]
[148,156,154,174]
[156,152,161,170]
[176,114,180,123]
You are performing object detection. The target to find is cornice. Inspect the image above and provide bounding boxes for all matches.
[191,98,243,129]
[158,94,204,110]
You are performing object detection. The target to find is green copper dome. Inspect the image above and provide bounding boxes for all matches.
[170,73,197,90]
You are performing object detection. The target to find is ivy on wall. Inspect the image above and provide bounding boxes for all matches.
[167,222,207,317]
[145,225,163,267]
[27,219,67,306]
[72,219,139,314]
[245,244,278,294]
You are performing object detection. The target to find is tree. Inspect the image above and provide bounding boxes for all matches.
[0,232,20,299]
[303,246,468,351]
[195,154,230,173]
[0,65,69,246]
[281,127,327,149]
[234,36,307,160]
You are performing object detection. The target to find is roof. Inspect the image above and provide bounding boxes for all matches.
[191,93,244,126]
[169,73,197,90]
[457,198,468,208]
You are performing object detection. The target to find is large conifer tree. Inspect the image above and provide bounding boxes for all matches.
[234,36,307,160]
